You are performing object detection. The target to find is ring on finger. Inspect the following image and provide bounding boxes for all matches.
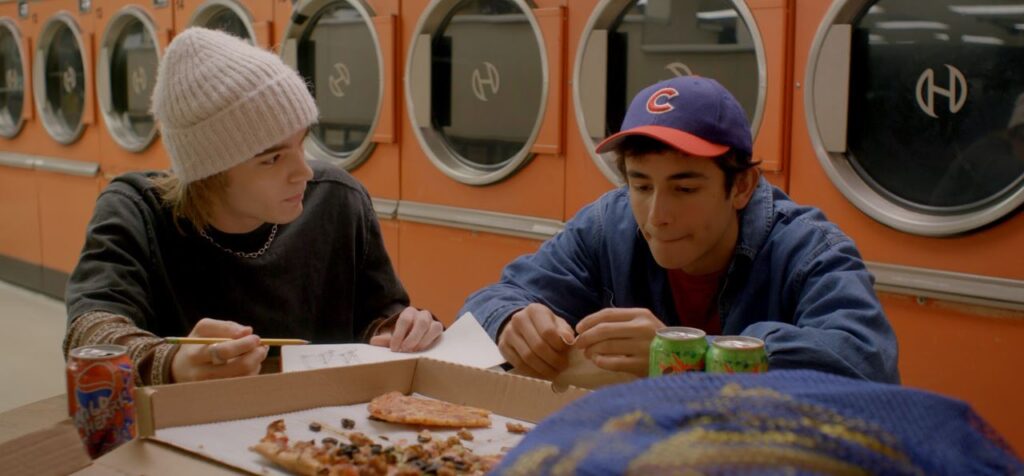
[209,343,226,366]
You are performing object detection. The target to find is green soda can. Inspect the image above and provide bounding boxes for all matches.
[705,336,769,374]
[649,327,708,377]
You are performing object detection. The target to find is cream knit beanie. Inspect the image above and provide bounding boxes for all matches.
[152,28,318,184]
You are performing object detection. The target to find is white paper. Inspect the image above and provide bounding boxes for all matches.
[154,395,532,476]
[281,313,505,373]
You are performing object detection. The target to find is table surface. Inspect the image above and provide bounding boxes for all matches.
[0,393,245,475]
[0,394,67,443]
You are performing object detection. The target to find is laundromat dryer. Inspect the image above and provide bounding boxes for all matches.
[565,0,795,218]
[0,2,31,150]
[177,0,274,46]
[93,0,172,177]
[0,1,43,292]
[17,0,103,299]
[791,0,1024,454]
[398,0,568,323]
[278,0,403,265]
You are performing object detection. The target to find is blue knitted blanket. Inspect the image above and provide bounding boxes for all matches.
[492,370,1022,475]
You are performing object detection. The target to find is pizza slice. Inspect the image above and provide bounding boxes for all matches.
[249,419,325,476]
[249,419,501,475]
[368,392,492,428]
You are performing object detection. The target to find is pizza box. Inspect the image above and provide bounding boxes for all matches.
[81,357,589,475]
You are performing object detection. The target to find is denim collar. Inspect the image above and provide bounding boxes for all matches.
[735,177,775,263]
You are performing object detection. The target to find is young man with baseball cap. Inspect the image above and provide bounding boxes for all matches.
[63,28,441,386]
[461,76,899,383]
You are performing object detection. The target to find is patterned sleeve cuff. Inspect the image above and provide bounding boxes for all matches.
[63,311,134,358]
[149,343,179,386]
[64,311,177,386]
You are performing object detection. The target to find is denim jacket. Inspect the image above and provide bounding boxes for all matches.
[460,178,900,384]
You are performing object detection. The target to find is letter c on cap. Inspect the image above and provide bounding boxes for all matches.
[646,87,679,114]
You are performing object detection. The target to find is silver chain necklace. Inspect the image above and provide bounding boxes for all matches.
[198,224,278,259]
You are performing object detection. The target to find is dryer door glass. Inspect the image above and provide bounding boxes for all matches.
[204,7,252,41]
[0,25,24,136]
[44,23,85,138]
[850,0,1024,212]
[109,18,157,142]
[299,1,380,159]
[584,0,758,144]
[432,0,544,170]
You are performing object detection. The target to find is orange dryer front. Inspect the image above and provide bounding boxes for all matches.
[0,3,33,154]
[277,0,403,266]
[92,0,173,178]
[399,0,568,323]
[0,2,42,292]
[792,0,1024,454]
[565,0,795,219]
[23,0,103,299]
[176,0,274,47]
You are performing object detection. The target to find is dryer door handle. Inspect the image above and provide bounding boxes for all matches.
[34,157,100,177]
[372,14,397,144]
[530,6,565,156]
[21,36,33,121]
[0,153,36,170]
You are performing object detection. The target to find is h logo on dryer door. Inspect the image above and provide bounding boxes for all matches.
[5,69,20,90]
[131,67,148,95]
[472,62,500,102]
[329,63,351,98]
[916,65,967,119]
[63,67,77,94]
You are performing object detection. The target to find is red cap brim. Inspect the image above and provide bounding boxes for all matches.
[594,125,729,157]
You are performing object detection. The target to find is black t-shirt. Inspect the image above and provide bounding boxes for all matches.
[65,160,408,343]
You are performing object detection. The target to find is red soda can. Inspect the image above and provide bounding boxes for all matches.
[66,345,137,458]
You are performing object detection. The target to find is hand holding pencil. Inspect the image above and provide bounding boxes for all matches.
[169,318,271,383]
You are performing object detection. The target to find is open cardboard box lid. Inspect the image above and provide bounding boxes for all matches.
[78,358,589,475]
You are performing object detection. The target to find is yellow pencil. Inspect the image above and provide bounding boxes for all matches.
[163,337,310,346]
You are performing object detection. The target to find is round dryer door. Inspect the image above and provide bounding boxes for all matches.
[34,14,87,144]
[407,0,548,185]
[190,0,256,42]
[0,19,26,138]
[575,0,765,184]
[98,7,160,152]
[808,0,1024,236]
[283,0,382,169]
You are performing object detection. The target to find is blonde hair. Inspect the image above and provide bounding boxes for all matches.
[150,172,228,232]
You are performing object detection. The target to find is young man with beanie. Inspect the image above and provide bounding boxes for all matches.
[461,76,899,383]
[63,28,441,385]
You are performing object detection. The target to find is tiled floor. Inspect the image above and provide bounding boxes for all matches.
[0,280,67,413]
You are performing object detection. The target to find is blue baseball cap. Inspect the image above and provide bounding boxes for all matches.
[595,76,753,158]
